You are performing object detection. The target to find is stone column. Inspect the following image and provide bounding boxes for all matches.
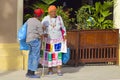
[17,0,29,70]
[114,0,120,31]
[0,0,24,71]
[17,0,23,32]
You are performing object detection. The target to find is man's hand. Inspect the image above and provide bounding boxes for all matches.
[40,35,44,40]
[44,34,48,38]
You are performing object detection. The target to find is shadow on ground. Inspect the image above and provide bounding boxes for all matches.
[38,64,84,75]
[0,71,15,77]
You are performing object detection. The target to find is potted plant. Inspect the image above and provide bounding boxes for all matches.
[67,0,119,66]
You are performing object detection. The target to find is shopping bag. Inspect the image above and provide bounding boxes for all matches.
[18,22,29,50]
[61,40,67,53]
[62,48,70,64]
[19,39,29,50]
[17,22,27,40]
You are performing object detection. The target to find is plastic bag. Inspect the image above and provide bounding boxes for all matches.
[61,40,67,53]
[19,39,29,50]
[18,22,29,50]
[18,22,27,40]
[62,48,70,64]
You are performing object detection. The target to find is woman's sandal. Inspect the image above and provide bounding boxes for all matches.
[47,71,53,75]
[57,72,63,76]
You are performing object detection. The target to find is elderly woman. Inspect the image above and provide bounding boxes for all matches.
[42,5,66,76]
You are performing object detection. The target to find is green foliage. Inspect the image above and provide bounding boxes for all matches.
[24,0,56,21]
[57,6,75,30]
[76,5,93,29]
[41,0,56,5]
[76,0,113,30]
[31,2,49,19]
[24,14,33,21]
[32,2,49,12]
[24,1,75,30]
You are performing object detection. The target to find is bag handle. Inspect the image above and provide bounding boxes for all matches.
[58,16,65,39]
[58,16,62,28]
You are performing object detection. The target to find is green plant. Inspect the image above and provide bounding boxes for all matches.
[24,1,75,30]
[76,0,113,30]
[57,6,75,30]
[24,14,33,21]
[93,0,113,29]
[41,0,56,5]
[76,5,93,29]
[24,0,56,21]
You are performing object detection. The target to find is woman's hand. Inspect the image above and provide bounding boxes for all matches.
[63,35,67,41]
[42,26,46,31]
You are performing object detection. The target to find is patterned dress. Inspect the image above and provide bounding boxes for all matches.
[41,15,66,67]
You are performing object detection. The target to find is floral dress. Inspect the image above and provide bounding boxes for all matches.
[41,15,66,67]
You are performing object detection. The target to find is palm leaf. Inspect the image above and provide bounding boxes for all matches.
[95,2,101,13]
[102,1,113,10]
[100,10,112,17]
[98,17,105,23]
[41,0,56,5]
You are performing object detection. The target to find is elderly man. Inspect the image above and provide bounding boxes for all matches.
[26,8,44,78]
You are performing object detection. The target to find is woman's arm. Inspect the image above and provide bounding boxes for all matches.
[42,16,49,34]
[59,16,67,40]
[59,16,66,36]
[41,16,49,38]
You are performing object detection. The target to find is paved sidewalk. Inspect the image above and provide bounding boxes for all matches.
[0,66,120,80]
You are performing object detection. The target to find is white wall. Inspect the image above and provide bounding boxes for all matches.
[114,0,120,32]
[17,0,23,32]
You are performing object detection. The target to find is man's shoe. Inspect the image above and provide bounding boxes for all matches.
[26,73,40,78]
[26,73,30,77]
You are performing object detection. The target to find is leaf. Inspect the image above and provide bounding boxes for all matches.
[32,3,49,12]
[98,17,105,23]
[95,2,101,13]
[102,1,113,10]
[24,14,32,21]
[100,10,112,17]
[103,20,112,24]
[102,20,113,29]
[57,6,75,30]
[41,0,56,5]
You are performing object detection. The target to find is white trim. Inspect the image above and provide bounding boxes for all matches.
[114,0,120,32]
[17,0,23,31]
[17,0,23,42]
